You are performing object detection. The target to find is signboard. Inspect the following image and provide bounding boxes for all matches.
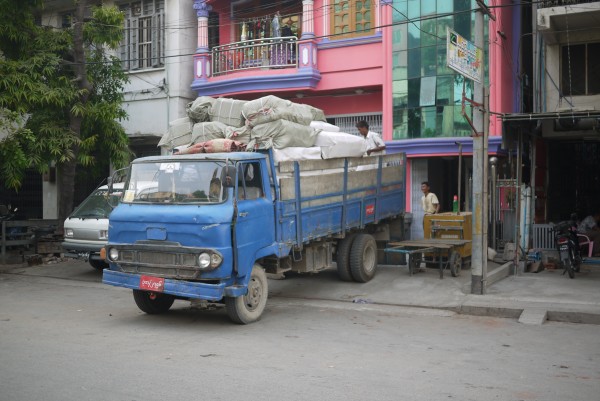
[446,28,483,84]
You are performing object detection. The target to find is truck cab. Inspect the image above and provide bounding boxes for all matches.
[103,153,276,323]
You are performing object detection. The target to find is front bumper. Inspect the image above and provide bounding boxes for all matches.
[62,242,105,260]
[102,269,247,300]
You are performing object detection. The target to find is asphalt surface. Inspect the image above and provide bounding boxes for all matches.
[2,257,600,325]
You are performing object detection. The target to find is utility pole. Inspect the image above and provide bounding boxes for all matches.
[471,1,493,294]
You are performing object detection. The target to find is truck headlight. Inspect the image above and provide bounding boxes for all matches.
[99,230,108,240]
[198,253,211,268]
[65,229,74,238]
[108,247,119,261]
[211,253,222,267]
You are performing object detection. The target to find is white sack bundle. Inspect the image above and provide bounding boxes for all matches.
[315,131,367,159]
[272,147,323,163]
[210,98,247,127]
[186,96,216,123]
[310,121,340,132]
[157,117,192,148]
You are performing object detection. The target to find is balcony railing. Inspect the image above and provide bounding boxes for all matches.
[539,0,598,7]
[212,37,298,76]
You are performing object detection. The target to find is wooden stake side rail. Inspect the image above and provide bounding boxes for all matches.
[385,239,471,279]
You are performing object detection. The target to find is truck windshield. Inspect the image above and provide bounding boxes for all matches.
[121,161,229,204]
[70,188,118,219]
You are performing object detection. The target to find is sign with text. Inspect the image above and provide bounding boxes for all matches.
[446,28,483,84]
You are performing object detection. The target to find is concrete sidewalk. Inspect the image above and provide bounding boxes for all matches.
[268,261,600,325]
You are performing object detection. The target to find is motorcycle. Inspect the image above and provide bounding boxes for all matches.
[0,204,27,242]
[553,216,582,279]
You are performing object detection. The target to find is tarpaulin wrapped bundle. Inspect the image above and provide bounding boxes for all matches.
[247,119,320,150]
[299,103,326,122]
[191,121,229,144]
[243,95,310,127]
[210,98,247,127]
[157,117,192,149]
[315,131,367,159]
[176,138,246,154]
[186,96,216,123]
[192,122,254,145]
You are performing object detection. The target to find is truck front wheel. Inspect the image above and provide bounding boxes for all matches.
[225,264,268,324]
[132,290,175,314]
[349,234,378,282]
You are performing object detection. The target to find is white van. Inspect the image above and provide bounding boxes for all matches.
[62,183,123,270]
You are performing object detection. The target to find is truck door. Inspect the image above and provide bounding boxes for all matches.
[234,161,275,275]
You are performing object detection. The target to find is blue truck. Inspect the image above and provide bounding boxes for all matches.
[102,150,406,323]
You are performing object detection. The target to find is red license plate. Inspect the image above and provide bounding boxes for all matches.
[140,275,165,292]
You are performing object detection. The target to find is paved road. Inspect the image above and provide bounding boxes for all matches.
[0,261,599,401]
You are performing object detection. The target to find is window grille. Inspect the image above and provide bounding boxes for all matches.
[329,114,383,135]
[120,0,165,71]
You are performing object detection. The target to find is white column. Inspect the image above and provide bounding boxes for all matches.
[301,0,314,39]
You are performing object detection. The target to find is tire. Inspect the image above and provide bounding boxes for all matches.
[225,264,268,324]
[449,251,462,277]
[336,234,357,282]
[409,254,422,275]
[133,290,175,314]
[349,234,378,283]
[89,259,108,270]
[563,259,575,279]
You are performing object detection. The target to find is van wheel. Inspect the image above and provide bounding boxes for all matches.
[225,264,268,324]
[349,234,377,283]
[133,290,175,314]
[89,259,108,270]
[336,234,357,281]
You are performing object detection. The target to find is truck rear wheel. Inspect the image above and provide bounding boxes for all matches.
[225,264,268,324]
[132,290,175,314]
[336,234,357,281]
[349,234,377,282]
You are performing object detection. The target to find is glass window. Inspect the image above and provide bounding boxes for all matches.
[436,75,453,105]
[408,108,422,138]
[437,44,453,75]
[407,0,420,19]
[437,0,453,14]
[407,48,421,79]
[454,12,471,41]
[393,51,408,80]
[408,22,421,49]
[119,0,165,71]
[437,105,455,136]
[421,45,436,76]
[393,79,408,106]
[408,78,421,108]
[454,74,473,105]
[392,0,407,22]
[421,0,435,15]
[331,0,375,39]
[454,103,473,137]
[392,24,408,52]
[421,19,437,47]
[392,107,408,139]
[123,161,230,204]
[436,15,452,45]
[421,107,436,137]
[420,76,437,106]
[70,188,119,219]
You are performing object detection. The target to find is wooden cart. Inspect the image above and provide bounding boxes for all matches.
[384,238,471,278]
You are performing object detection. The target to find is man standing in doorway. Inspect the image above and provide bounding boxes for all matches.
[356,120,386,156]
[421,181,440,216]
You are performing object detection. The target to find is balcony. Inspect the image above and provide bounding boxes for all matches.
[212,37,298,76]
[538,1,600,43]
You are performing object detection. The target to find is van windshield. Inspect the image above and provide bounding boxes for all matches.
[121,161,230,204]
[71,189,117,219]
